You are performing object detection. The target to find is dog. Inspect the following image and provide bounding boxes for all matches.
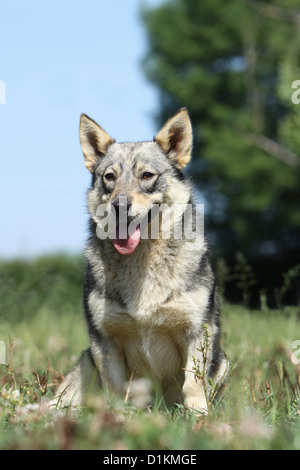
[51,108,228,413]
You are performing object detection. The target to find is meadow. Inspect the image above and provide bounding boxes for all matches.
[0,255,299,450]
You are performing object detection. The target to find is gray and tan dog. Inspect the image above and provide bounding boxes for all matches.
[51,108,228,413]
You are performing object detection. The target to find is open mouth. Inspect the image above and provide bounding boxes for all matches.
[112,205,158,255]
[113,222,141,255]
[111,204,160,255]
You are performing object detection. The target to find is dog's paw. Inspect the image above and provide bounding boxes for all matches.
[125,378,153,408]
[185,395,208,415]
[48,383,83,410]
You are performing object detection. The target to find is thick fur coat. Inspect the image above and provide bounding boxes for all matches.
[51,108,228,413]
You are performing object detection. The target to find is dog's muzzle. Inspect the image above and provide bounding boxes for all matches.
[111,196,141,255]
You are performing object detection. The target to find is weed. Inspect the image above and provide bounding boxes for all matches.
[274,264,300,308]
[231,252,256,306]
[190,324,228,415]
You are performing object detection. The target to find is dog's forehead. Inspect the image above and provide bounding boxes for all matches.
[102,141,168,171]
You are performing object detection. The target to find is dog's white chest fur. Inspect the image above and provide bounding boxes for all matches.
[123,326,182,382]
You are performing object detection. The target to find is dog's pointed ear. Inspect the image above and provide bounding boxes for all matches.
[154,108,192,170]
[79,114,115,173]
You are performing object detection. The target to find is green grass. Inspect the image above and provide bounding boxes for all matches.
[0,255,299,450]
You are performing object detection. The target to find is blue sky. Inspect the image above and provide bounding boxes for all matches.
[0,0,162,258]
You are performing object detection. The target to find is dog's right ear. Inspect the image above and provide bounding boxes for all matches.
[79,114,115,173]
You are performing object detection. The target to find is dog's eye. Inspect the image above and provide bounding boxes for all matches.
[104,173,115,182]
[142,172,155,180]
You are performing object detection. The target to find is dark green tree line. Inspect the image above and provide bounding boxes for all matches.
[142,0,300,303]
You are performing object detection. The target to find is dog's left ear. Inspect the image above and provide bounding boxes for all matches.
[154,108,192,170]
[79,114,115,173]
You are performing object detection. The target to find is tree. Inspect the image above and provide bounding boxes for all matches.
[142,0,300,301]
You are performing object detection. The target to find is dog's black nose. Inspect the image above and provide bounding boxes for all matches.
[112,196,131,219]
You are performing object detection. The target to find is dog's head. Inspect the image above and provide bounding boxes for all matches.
[79,108,193,254]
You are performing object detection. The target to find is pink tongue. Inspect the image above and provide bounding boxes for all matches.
[113,224,141,255]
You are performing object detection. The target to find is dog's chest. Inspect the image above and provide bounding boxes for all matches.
[106,244,185,314]
[121,325,183,381]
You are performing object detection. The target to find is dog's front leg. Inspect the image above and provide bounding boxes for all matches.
[182,340,209,414]
[90,336,128,400]
[49,348,101,409]
[50,337,127,409]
